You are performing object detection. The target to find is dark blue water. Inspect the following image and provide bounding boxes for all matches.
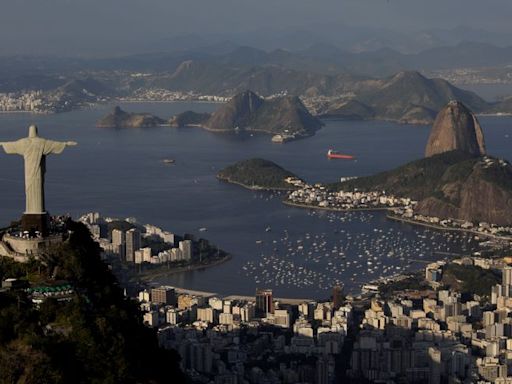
[0,102,510,298]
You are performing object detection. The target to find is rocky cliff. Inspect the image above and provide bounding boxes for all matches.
[425,101,486,157]
[204,90,323,139]
[414,156,512,225]
[206,90,264,130]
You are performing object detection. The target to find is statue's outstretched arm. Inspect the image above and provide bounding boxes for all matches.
[66,141,78,146]
[0,140,24,155]
[43,139,75,155]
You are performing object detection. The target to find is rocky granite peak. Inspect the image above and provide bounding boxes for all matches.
[204,90,322,139]
[425,101,486,157]
[206,90,264,130]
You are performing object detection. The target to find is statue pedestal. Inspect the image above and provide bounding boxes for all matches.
[21,213,49,235]
[0,233,64,262]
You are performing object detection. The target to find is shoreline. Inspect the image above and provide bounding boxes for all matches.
[164,285,314,305]
[118,99,225,105]
[282,200,393,212]
[0,110,50,115]
[137,254,232,282]
[217,177,294,192]
[387,215,512,241]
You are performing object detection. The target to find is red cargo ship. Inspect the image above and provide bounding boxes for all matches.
[327,149,355,160]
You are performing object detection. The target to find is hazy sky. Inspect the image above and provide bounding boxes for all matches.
[1,0,511,56]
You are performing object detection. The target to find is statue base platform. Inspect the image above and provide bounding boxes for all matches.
[0,233,64,262]
[21,213,49,235]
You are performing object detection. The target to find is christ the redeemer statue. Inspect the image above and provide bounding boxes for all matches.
[0,125,76,233]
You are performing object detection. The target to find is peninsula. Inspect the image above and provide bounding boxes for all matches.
[286,101,512,230]
[336,102,512,226]
[217,158,300,190]
[96,106,166,128]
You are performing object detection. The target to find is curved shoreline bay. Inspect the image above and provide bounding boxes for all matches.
[1,102,510,297]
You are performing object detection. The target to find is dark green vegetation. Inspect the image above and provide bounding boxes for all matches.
[217,158,299,190]
[169,110,211,127]
[442,264,501,297]
[0,221,185,384]
[334,151,475,199]
[96,106,166,128]
[334,150,512,225]
[378,264,501,298]
[378,273,428,299]
[205,91,323,138]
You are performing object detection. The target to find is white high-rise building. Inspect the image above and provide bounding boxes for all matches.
[170,248,182,262]
[111,229,126,259]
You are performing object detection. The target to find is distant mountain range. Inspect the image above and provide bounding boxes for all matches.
[201,25,512,55]
[167,71,508,125]
[2,40,512,79]
[314,71,491,124]
[96,41,512,77]
[2,41,512,123]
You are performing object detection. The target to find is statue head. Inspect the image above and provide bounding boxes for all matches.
[28,124,39,138]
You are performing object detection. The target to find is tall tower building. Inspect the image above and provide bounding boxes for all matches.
[126,228,141,263]
[111,229,126,260]
[256,288,274,317]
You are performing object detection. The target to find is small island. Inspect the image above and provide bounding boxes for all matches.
[96,106,167,128]
[170,90,323,142]
[217,158,300,191]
